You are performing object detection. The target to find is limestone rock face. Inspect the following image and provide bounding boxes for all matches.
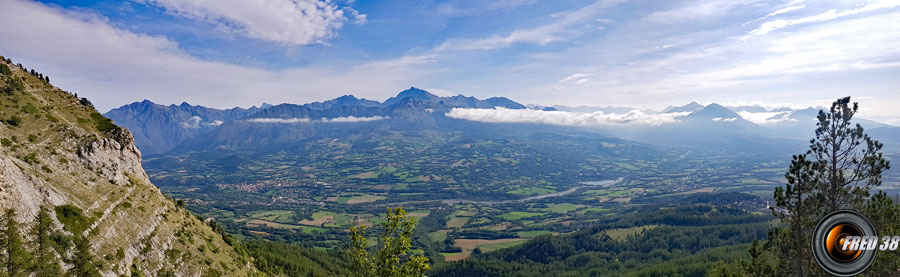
[0,57,254,276]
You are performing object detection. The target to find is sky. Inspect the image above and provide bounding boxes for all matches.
[1,0,899,124]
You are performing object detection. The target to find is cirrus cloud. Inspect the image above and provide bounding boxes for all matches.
[746,0,900,37]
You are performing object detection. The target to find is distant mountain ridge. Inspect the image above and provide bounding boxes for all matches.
[685,103,743,120]
[105,89,898,155]
[104,100,264,154]
[383,87,525,109]
[105,87,527,154]
[662,102,704,113]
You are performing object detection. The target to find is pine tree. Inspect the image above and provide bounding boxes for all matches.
[2,209,29,277]
[771,153,821,275]
[863,192,900,275]
[67,235,101,277]
[809,97,890,211]
[766,97,891,276]
[30,207,61,277]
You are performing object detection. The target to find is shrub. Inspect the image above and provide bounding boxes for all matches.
[90,112,117,132]
[2,78,24,95]
[21,152,38,164]
[55,205,93,234]
[4,115,21,126]
[22,103,39,114]
[1,138,11,147]
[78,97,93,107]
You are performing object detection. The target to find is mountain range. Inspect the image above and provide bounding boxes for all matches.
[104,88,899,156]
[106,87,528,154]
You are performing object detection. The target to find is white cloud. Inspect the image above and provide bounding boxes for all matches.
[181,116,227,128]
[0,0,429,112]
[592,8,900,100]
[137,0,365,45]
[247,118,312,123]
[247,116,387,123]
[722,101,813,111]
[646,0,763,22]
[745,4,806,25]
[320,116,388,123]
[445,107,688,126]
[435,0,623,51]
[559,73,596,83]
[181,116,203,128]
[746,0,900,37]
[711,117,737,122]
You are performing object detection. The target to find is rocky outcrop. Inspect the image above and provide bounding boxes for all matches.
[0,56,254,276]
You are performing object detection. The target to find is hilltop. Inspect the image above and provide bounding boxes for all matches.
[0,56,255,276]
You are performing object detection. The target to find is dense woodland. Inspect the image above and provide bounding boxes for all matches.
[429,203,773,276]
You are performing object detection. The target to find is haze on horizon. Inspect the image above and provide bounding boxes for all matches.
[1,0,899,124]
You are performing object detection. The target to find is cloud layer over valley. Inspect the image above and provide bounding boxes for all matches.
[445,108,689,126]
[246,116,388,124]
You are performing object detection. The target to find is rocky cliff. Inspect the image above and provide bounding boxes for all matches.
[0,56,255,276]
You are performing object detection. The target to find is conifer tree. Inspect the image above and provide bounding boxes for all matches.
[30,207,61,276]
[767,97,891,276]
[810,97,890,210]
[67,235,101,277]
[2,209,29,277]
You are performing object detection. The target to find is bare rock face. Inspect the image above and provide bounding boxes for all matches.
[0,57,254,276]
[76,127,146,190]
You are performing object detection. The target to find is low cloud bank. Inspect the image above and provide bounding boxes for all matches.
[247,118,312,123]
[247,116,388,123]
[321,116,389,123]
[181,116,225,128]
[445,107,688,126]
[736,111,797,124]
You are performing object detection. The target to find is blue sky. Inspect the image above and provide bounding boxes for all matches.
[1,0,899,124]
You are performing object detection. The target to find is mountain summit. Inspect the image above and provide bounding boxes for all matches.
[382,87,442,106]
[662,101,704,113]
[687,103,742,120]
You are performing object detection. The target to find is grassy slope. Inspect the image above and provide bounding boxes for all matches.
[0,56,256,276]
